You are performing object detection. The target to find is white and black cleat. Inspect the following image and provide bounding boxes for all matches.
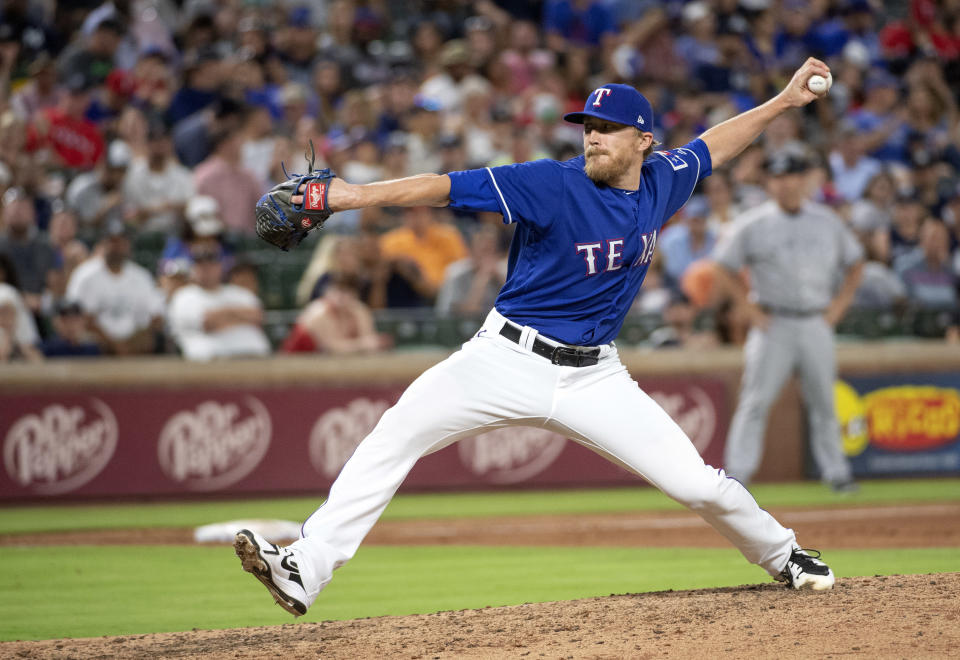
[777,546,835,591]
[234,528,308,616]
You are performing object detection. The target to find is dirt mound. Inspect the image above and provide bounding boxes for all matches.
[5,573,957,659]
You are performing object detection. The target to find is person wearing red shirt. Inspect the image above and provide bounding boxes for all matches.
[25,73,105,171]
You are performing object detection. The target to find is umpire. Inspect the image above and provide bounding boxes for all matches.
[713,148,864,493]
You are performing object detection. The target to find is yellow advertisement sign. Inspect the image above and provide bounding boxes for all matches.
[836,382,960,455]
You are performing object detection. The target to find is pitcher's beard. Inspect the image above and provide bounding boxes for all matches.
[584,150,634,185]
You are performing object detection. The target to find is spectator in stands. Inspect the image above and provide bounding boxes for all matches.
[160,194,232,267]
[847,68,909,163]
[132,49,176,116]
[40,300,101,358]
[647,290,719,350]
[65,139,131,236]
[24,72,105,172]
[166,48,223,125]
[853,237,908,311]
[360,227,435,309]
[9,53,61,121]
[0,187,57,314]
[227,259,261,297]
[241,106,279,191]
[896,219,959,310]
[65,217,165,355]
[275,6,322,86]
[167,238,271,361]
[543,0,617,50]
[873,194,925,267]
[702,171,740,236]
[172,95,246,169]
[123,119,194,233]
[902,58,959,170]
[86,69,136,132]
[341,134,384,186]
[298,234,362,307]
[435,223,507,318]
[630,255,672,316]
[500,20,554,94]
[379,206,468,304]
[45,204,89,307]
[57,18,125,87]
[420,39,488,114]
[848,169,896,238]
[194,120,263,235]
[156,257,192,303]
[659,196,717,290]
[403,97,445,175]
[0,282,43,362]
[281,271,392,355]
[828,121,883,203]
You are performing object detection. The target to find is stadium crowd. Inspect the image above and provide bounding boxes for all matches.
[1,0,959,361]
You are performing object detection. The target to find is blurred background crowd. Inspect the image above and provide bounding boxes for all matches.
[1,0,959,361]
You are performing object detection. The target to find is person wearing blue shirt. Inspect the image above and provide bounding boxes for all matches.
[658,195,717,288]
[234,59,840,617]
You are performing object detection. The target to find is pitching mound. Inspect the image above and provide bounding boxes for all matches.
[5,573,957,659]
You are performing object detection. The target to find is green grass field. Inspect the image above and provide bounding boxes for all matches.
[1,478,958,641]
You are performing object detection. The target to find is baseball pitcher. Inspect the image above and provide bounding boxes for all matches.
[236,59,839,617]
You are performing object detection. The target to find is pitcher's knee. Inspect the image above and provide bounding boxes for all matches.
[668,468,736,513]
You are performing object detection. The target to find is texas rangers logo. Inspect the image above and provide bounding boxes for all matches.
[305,181,326,211]
[592,88,612,106]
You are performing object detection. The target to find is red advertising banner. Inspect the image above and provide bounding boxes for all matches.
[1,378,728,500]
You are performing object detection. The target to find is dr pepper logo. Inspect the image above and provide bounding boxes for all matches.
[158,397,271,491]
[864,386,960,451]
[3,399,118,495]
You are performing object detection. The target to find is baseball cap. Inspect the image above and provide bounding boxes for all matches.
[55,300,84,316]
[186,195,225,236]
[864,69,899,92]
[106,69,135,98]
[563,84,654,132]
[63,71,96,94]
[764,149,813,176]
[106,140,132,168]
[104,215,130,238]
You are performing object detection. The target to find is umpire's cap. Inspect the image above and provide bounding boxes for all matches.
[563,84,654,132]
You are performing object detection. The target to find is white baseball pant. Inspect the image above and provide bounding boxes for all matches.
[289,308,797,607]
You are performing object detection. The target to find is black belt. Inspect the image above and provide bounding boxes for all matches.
[761,305,826,318]
[499,322,600,367]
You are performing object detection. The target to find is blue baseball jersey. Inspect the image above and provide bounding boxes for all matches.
[448,139,712,346]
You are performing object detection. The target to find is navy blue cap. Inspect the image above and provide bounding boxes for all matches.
[563,84,654,132]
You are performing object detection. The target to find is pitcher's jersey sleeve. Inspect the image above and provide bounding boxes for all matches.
[448,159,564,232]
[646,138,712,222]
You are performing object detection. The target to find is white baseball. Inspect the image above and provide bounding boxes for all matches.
[807,72,833,95]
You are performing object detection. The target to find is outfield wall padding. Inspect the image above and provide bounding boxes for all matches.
[2,342,958,500]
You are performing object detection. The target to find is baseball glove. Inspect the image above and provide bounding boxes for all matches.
[255,141,336,251]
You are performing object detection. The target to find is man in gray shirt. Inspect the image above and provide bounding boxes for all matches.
[713,148,864,493]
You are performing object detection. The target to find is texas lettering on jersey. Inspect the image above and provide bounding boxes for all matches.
[576,230,657,276]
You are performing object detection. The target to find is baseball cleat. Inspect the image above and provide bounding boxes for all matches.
[777,546,835,591]
[234,528,308,616]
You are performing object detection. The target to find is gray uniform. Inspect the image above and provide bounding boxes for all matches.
[714,199,864,485]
